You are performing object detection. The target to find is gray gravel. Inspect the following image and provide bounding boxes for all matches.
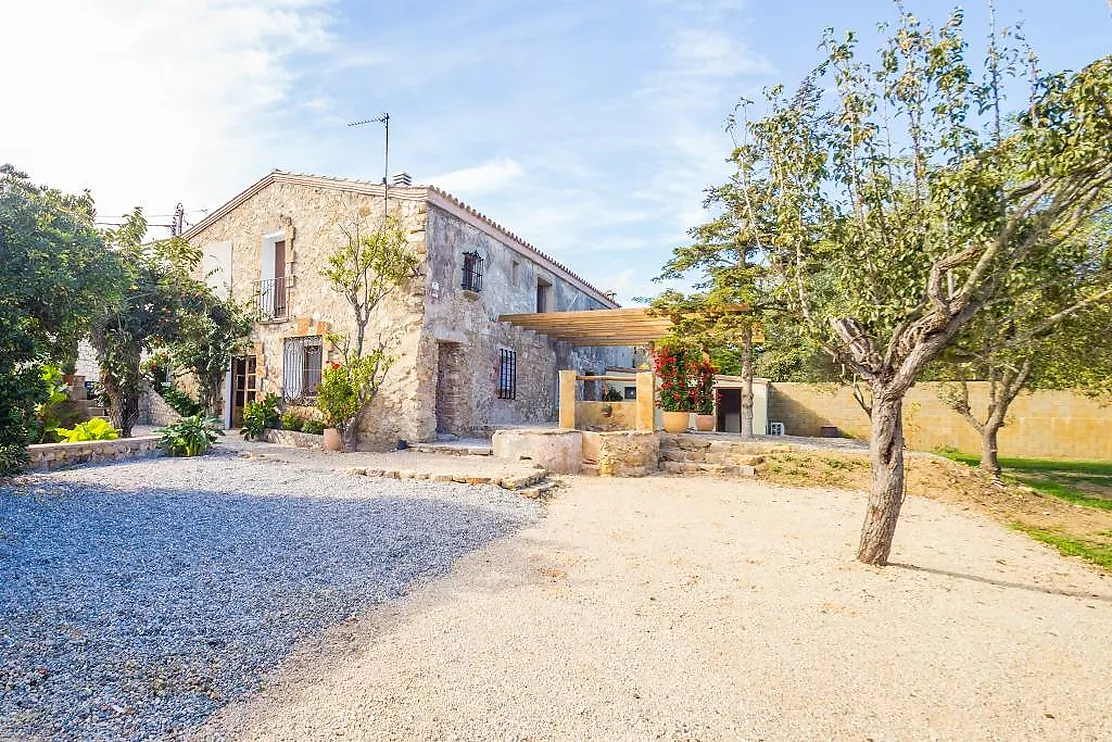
[0,450,540,740]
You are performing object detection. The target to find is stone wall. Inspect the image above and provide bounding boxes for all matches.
[575,400,637,431]
[657,433,770,476]
[27,436,161,471]
[186,177,633,449]
[144,384,181,427]
[769,382,1112,460]
[260,428,325,451]
[419,204,632,437]
[582,430,658,477]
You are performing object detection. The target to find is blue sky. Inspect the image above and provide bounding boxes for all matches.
[2,1,1110,303]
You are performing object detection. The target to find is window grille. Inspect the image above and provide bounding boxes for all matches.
[497,348,517,400]
[462,251,484,292]
[282,336,323,401]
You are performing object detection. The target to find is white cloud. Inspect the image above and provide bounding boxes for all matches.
[428,157,524,195]
[0,0,336,229]
[669,28,771,78]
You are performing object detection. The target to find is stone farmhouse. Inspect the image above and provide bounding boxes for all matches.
[181,170,633,449]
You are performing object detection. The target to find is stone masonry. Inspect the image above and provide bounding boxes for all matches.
[183,171,632,449]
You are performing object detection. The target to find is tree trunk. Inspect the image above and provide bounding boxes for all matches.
[102,369,139,438]
[740,324,754,437]
[980,421,1003,476]
[857,388,907,566]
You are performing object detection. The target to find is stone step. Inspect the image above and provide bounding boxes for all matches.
[580,462,600,477]
[409,442,493,456]
[518,480,557,500]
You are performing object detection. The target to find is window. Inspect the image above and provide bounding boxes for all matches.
[497,348,517,400]
[536,278,553,312]
[462,251,484,292]
[511,259,520,287]
[624,386,637,400]
[282,336,322,401]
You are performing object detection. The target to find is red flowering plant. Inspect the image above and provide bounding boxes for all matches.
[694,359,718,415]
[653,340,697,413]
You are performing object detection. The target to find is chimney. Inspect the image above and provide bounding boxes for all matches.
[392,172,413,186]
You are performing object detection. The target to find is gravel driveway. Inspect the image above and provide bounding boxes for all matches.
[0,451,540,740]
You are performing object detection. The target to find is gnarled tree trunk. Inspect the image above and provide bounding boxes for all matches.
[857,387,906,565]
[980,421,1003,477]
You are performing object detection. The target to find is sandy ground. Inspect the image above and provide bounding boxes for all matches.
[197,475,1112,741]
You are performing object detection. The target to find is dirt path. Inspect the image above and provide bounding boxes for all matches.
[198,476,1112,741]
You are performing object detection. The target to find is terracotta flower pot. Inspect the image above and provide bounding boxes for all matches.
[661,411,691,433]
[323,427,343,452]
[695,414,716,432]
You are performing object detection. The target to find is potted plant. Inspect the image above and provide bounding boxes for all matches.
[316,362,357,451]
[654,342,694,433]
[694,359,717,432]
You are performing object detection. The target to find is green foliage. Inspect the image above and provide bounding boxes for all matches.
[300,418,325,435]
[31,365,71,443]
[601,385,624,402]
[89,209,213,436]
[316,351,393,432]
[55,417,120,442]
[0,165,116,472]
[160,385,204,417]
[321,218,419,358]
[938,451,1112,477]
[280,411,306,431]
[168,296,254,414]
[157,414,223,457]
[241,393,280,440]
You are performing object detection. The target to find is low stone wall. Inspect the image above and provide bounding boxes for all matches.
[260,428,325,451]
[492,428,583,474]
[658,433,781,477]
[582,430,658,477]
[27,436,162,471]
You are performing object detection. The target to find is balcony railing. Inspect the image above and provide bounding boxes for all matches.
[255,277,289,320]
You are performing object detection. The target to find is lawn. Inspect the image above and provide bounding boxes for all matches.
[939,452,1112,571]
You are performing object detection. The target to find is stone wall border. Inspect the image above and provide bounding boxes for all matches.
[27,436,162,471]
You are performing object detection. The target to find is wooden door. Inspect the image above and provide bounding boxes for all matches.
[273,240,287,317]
[232,356,258,427]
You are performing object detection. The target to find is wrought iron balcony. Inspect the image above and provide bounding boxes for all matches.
[255,276,289,320]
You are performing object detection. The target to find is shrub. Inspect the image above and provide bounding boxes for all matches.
[653,341,697,413]
[300,418,325,435]
[157,414,223,456]
[601,384,624,402]
[280,411,306,431]
[161,385,204,417]
[55,417,120,442]
[241,393,280,439]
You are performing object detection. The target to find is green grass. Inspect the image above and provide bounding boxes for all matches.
[1011,475,1112,511]
[1012,524,1112,572]
[938,451,1112,476]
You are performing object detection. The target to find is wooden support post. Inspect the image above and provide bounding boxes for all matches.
[635,371,655,431]
[558,370,577,429]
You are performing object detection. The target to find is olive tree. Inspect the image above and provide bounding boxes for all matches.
[724,9,1112,564]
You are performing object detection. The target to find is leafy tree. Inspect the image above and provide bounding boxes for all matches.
[168,293,255,415]
[718,9,1112,564]
[90,210,209,437]
[320,216,419,449]
[654,179,771,436]
[936,238,1112,475]
[0,165,118,472]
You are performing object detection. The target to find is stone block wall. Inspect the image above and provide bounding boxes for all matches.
[144,384,181,427]
[582,431,658,477]
[658,433,773,477]
[575,401,637,431]
[260,428,325,451]
[769,382,1112,460]
[27,436,161,471]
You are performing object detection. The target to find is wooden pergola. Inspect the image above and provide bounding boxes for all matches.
[498,308,673,346]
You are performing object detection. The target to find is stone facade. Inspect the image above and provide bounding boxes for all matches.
[183,171,632,449]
